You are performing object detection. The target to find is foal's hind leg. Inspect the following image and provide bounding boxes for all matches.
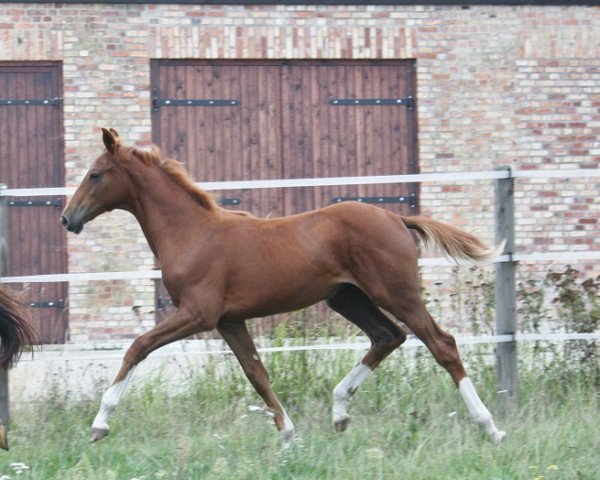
[388,296,506,443]
[217,320,295,445]
[326,284,407,433]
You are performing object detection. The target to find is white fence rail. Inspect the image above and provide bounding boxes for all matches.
[3,250,600,284]
[1,168,597,198]
[16,332,600,365]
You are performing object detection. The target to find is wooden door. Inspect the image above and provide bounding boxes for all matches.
[280,61,417,214]
[0,62,68,344]
[150,60,418,328]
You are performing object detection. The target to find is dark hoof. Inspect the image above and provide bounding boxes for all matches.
[90,427,109,443]
[334,416,350,434]
[0,422,8,450]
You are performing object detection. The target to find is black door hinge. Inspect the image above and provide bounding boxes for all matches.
[332,193,416,207]
[0,97,62,107]
[8,199,63,208]
[152,97,239,111]
[30,299,65,308]
[329,96,414,109]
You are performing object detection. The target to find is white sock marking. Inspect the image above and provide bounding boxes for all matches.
[92,367,136,431]
[332,363,372,424]
[459,377,506,443]
[249,403,295,447]
[282,407,295,434]
[280,407,295,448]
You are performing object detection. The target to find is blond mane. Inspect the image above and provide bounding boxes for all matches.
[120,145,217,211]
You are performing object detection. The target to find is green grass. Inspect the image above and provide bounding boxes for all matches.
[1,347,598,480]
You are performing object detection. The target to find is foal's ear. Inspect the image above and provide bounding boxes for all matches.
[101,128,118,154]
[109,128,120,138]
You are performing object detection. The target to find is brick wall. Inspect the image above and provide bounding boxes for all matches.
[1,4,598,341]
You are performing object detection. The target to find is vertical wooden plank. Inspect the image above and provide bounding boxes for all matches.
[256,64,283,218]
[198,63,211,181]
[250,64,261,213]
[394,63,411,215]
[406,61,419,214]
[328,64,344,206]
[270,64,285,217]
[49,64,68,342]
[1,186,8,276]
[240,64,254,211]
[328,63,340,205]
[235,64,248,211]
[494,166,518,414]
[181,63,192,175]
[250,64,263,213]
[297,65,314,211]
[280,63,294,214]
[208,65,220,182]
[31,67,43,340]
[341,64,354,182]
[390,65,408,212]
[308,65,319,211]
[354,65,366,198]
[32,72,45,340]
[281,64,304,213]
[0,186,10,432]
[28,72,41,338]
[257,64,267,215]
[305,64,316,211]
[0,76,7,365]
[294,65,308,212]
[362,65,376,199]
[317,63,330,211]
[291,62,303,212]
[297,63,311,212]
[39,64,66,343]
[164,64,178,159]
[222,64,234,188]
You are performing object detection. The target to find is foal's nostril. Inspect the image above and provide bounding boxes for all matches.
[60,215,68,227]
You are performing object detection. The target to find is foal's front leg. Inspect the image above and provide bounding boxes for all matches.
[91,306,210,442]
[218,320,295,446]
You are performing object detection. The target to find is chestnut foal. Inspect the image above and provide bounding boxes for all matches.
[61,129,506,445]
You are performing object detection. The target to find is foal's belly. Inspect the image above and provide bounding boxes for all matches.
[221,276,341,321]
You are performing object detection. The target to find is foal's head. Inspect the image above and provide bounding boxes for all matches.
[61,129,217,234]
[60,128,134,234]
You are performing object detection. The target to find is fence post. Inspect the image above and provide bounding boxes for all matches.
[494,167,518,413]
[0,184,9,431]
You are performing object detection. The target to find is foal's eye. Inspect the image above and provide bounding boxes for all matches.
[89,171,102,182]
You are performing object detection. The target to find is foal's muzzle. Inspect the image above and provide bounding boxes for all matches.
[60,212,85,234]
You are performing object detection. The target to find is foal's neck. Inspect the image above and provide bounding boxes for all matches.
[123,162,216,260]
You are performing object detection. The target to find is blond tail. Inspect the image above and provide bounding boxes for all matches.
[401,216,505,265]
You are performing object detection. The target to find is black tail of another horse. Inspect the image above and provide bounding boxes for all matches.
[0,285,38,369]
